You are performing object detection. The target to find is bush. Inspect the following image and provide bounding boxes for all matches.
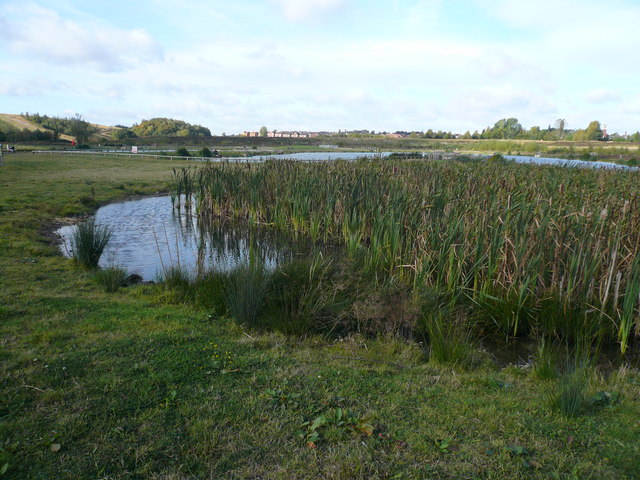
[94,267,128,293]
[175,147,190,157]
[200,147,213,157]
[70,219,112,269]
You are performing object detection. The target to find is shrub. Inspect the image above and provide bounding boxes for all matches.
[70,219,112,269]
[175,147,190,157]
[200,147,213,158]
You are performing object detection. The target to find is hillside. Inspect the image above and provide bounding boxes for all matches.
[0,113,117,142]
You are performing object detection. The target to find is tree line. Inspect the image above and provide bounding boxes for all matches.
[351,119,640,143]
[23,113,96,144]
[0,124,59,143]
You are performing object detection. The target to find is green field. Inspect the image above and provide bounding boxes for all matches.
[1,154,639,479]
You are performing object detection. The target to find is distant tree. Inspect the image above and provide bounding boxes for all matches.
[571,129,587,141]
[528,126,542,140]
[490,118,523,139]
[200,147,212,157]
[585,121,603,141]
[69,114,96,145]
[462,131,471,139]
[175,147,190,157]
[554,119,566,139]
[131,118,211,137]
[259,126,268,137]
[111,128,136,140]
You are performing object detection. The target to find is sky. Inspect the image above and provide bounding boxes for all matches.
[1,0,639,135]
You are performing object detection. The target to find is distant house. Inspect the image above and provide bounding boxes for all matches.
[262,130,325,138]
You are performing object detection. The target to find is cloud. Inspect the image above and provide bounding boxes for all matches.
[585,89,621,104]
[269,0,350,22]
[449,86,557,127]
[0,78,69,96]
[406,0,443,29]
[0,2,163,72]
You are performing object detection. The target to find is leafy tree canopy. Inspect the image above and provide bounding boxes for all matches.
[484,118,523,139]
[131,118,211,137]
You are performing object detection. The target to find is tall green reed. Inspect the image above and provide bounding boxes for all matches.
[175,158,640,350]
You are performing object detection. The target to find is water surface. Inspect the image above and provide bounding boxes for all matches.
[57,196,327,280]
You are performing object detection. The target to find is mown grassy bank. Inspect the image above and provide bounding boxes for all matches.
[0,154,639,479]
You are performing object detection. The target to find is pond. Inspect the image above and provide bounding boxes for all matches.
[56,195,639,366]
[503,154,637,171]
[56,196,330,281]
[56,151,636,279]
[212,151,636,171]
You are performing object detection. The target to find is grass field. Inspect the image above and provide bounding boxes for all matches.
[0,154,639,479]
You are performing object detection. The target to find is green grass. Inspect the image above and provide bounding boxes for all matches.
[0,154,639,479]
[94,266,128,292]
[553,369,590,417]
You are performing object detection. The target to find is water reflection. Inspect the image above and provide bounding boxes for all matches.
[57,196,327,280]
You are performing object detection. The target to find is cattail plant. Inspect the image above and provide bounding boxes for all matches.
[172,158,640,351]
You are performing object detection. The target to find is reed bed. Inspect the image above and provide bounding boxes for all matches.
[172,159,640,352]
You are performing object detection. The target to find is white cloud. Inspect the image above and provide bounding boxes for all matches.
[586,89,622,104]
[0,78,69,96]
[269,0,350,22]
[0,2,163,72]
[449,86,557,127]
